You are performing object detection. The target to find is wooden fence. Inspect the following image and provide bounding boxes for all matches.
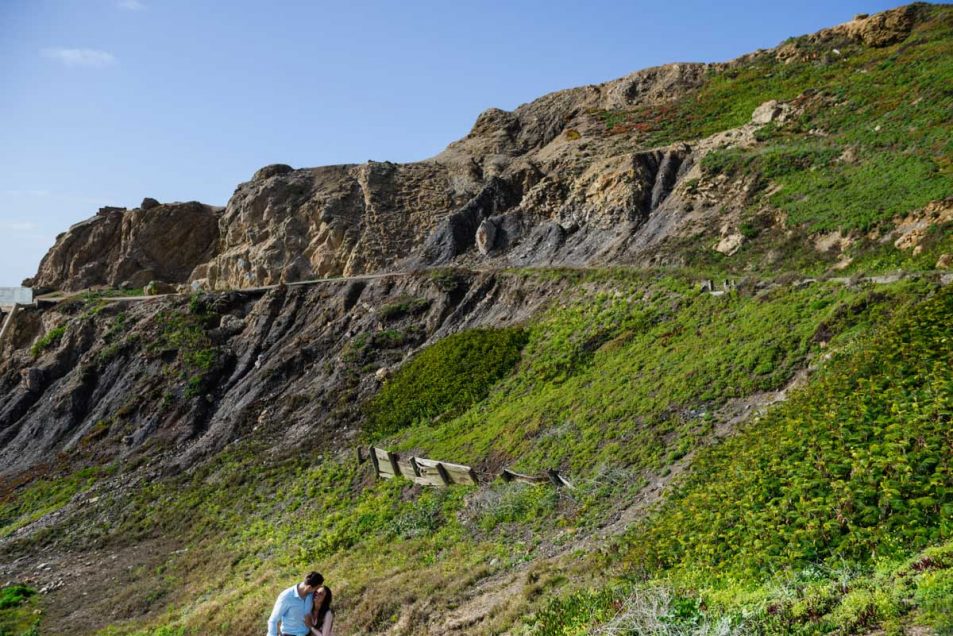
[359,447,572,489]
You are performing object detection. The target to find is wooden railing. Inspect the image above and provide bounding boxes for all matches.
[359,447,572,489]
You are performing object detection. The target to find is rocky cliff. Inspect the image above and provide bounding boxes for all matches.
[28,5,937,294]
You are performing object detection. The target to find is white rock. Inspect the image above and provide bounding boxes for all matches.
[714,233,744,255]
[752,100,782,124]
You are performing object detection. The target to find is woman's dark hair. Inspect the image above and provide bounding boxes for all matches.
[315,586,333,627]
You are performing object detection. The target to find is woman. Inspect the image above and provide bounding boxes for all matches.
[305,585,333,636]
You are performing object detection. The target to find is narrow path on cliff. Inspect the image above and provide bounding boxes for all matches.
[31,267,953,309]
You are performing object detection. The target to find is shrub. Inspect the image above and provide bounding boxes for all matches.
[378,295,431,321]
[0,586,34,610]
[30,325,66,357]
[364,327,528,438]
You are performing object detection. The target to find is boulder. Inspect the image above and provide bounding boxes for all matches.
[475,218,498,255]
[251,164,294,181]
[714,233,744,256]
[140,197,160,210]
[751,100,790,125]
[143,280,177,296]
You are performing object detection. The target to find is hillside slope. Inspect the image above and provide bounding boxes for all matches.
[1,4,952,635]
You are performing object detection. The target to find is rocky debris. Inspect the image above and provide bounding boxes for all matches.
[814,230,853,254]
[30,201,221,292]
[937,254,952,270]
[892,199,953,253]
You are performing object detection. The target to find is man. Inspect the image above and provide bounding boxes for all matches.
[267,571,324,636]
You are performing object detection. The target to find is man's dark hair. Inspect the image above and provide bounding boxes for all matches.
[305,571,324,587]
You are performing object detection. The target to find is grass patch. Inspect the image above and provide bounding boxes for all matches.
[29,325,65,357]
[364,327,528,439]
[377,295,430,321]
[0,585,39,636]
[0,467,102,538]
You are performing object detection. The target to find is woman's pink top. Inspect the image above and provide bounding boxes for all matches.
[315,610,333,636]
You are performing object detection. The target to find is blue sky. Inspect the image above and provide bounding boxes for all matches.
[0,0,907,286]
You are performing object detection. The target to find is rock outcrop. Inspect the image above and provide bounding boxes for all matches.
[197,161,467,289]
[28,201,221,292]
[0,270,562,476]
[27,4,927,293]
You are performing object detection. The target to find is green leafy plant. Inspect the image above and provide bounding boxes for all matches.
[364,327,527,438]
[29,325,65,357]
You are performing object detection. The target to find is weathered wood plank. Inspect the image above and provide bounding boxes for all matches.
[396,456,418,480]
[373,447,400,478]
[369,446,381,478]
[368,448,566,489]
[414,459,450,486]
[547,469,573,489]
[411,472,448,487]
[415,457,478,485]
[501,468,548,484]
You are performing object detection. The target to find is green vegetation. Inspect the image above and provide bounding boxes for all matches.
[147,297,222,399]
[426,267,469,293]
[377,294,431,321]
[395,277,912,475]
[0,585,39,636]
[0,586,34,611]
[340,327,422,366]
[605,5,953,236]
[528,540,953,635]
[364,327,527,439]
[0,467,102,537]
[6,272,950,635]
[524,284,953,635]
[625,285,953,578]
[29,325,65,357]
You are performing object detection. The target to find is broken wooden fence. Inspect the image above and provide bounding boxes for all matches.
[359,447,571,489]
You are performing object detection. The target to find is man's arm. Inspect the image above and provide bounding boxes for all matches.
[267,592,285,636]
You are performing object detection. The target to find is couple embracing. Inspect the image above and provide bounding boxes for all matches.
[267,571,334,636]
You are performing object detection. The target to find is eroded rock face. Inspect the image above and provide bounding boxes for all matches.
[0,271,565,477]
[21,49,769,291]
[844,4,919,47]
[27,5,928,293]
[775,4,920,62]
[29,202,221,292]
[199,162,468,289]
